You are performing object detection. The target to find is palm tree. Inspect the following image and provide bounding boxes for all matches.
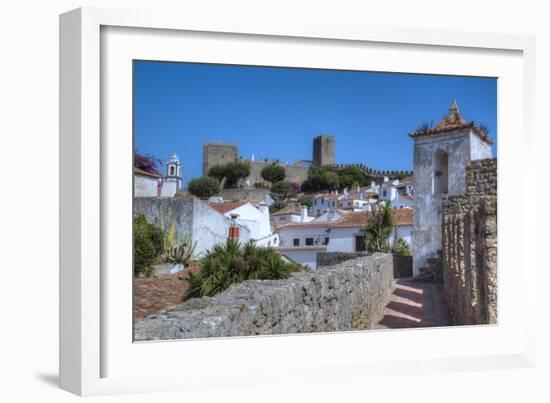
[361,201,394,253]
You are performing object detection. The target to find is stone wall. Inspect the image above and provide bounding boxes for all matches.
[316,252,368,268]
[247,160,309,186]
[318,252,412,278]
[135,254,394,340]
[441,158,497,325]
[393,255,413,278]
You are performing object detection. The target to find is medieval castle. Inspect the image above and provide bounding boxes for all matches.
[202,134,412,186]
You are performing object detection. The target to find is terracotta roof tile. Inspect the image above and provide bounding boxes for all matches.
[271,203,301,216]
[409,101,493,145]
[276,208,413,230]
[332,209,413,228]
[134,167,163,178]
[208,201,247,214]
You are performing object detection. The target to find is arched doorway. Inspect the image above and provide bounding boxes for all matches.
[433,149,448,194]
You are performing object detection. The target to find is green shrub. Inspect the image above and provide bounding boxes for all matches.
[134,214,164,277]
[188,176,220,198]
[261,163,286,183]
[271,181,293,197]
[393,237,411,256]
[269,201,286,214]
[184,239,307,299]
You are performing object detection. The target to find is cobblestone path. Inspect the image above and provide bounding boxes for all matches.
[376,279,450,329]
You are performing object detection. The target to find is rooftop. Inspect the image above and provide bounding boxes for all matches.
[134,167,163,178]
[208,201,248,214]
[277,208,413,230]
[409,100,493,145]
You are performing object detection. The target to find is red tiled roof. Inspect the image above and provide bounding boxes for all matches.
[134,167,163,178]
[276,208,413,230]
[208,201,247,214]
[271,203,301,216]
[332,209,413,228]
[409,102,493,145]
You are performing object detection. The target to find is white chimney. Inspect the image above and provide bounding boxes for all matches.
[259,202,271,236]
[383,176,389,183]
[371,180,376,188]
[300,205,308,222]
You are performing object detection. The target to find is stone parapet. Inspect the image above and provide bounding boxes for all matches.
[135,254,394,340]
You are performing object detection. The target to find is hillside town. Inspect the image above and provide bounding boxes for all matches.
[134,133,415,271]
[133,100,498,337]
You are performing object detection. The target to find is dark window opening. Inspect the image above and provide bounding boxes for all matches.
[355,235,366,252]
[305,238,314,246]
[293,238,300,246]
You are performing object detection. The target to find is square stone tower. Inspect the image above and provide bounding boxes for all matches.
[312,134,335,166]
[202,142,238,175]
[410,101,493,276]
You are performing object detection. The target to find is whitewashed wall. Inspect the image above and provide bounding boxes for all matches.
[134,175,159,197]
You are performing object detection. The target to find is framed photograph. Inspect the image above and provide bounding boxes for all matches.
[60,7,536,396]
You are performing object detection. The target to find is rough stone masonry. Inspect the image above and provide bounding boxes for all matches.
[442,158,497,325]
[134,254,394,340]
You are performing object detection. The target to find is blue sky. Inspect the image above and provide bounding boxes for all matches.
[134,61,497,185]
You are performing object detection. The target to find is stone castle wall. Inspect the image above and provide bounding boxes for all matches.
[441,158,497,325]
[134,254,394,340]
[247,160,309,186]
[202,142,238,175]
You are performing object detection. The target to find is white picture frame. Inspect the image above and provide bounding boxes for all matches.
[59,6,537,396]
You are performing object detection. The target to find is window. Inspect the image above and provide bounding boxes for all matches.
[355,235,366,252]
[293,238,300,246]
[170,166,175,176]
[305,238,314,246]
[323,237,329,245]
[434,149,449,194]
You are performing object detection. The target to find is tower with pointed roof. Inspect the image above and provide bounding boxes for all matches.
[162,153,182,196]
[409,100,493,276]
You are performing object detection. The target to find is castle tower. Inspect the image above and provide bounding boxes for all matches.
[312,134,335,166]
[163,153,182,196]
[410,100,493,276]
[202,142,238,175]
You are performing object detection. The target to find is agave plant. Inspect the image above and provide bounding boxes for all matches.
[165,233,197,267]
[183,239,307,299]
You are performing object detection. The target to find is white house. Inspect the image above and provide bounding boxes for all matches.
[134,167,163,197]
[311,192,341,215]
[270,203,315,226]
[134,153,182,198]
[208,200,272,242]
[133,196,251,258]
[275,209,413,270]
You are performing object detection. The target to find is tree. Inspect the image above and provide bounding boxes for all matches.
[360,202,394,253]
[337,166,371,189]
[188,176,220,198]
[134,151,162,174]
[261,163,286,184]
[207,165,227,182]
[207,161,251,188]
[271,181,293,197]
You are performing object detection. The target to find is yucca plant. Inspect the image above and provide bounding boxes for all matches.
[183,239,307,299]
[360,201,394,253]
